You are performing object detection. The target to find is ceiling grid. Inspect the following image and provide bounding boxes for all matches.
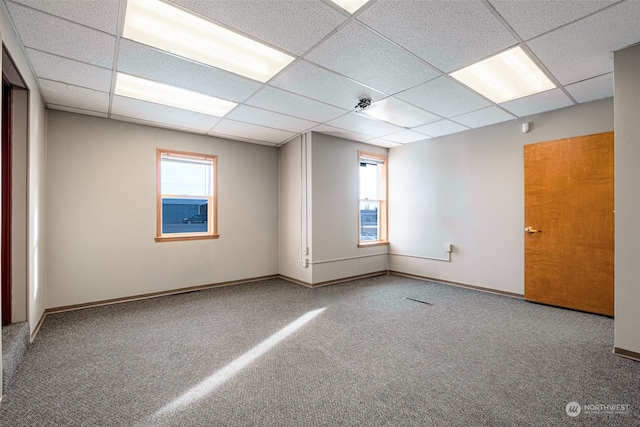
[2,0,637,148]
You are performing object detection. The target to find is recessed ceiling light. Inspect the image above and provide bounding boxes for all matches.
[123,0,294,83]
[114,73,237,117]
[329,0,373,14]
[357,97,438,128]
[450,46,556,104]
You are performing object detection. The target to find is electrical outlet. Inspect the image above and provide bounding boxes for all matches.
[445,243,453,253]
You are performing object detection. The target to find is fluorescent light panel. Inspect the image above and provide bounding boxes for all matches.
[123,0,294,83]
[115,73,237,117]
[329,0,373,14]
[450,46,555,104]
[358,97,438,128]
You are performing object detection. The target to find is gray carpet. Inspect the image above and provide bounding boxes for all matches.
[1,321,29,393]
[0,275,638,426]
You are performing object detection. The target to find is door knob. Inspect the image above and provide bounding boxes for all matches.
[525,226,541,233]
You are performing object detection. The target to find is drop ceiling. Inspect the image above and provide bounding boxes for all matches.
[3,0,638,148]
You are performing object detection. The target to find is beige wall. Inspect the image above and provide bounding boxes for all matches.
[45,111,278,308]
[310,132,387,283]
[0,3,48,339]
[1,2,48,396]
[11,88,28,323]
[388,98,614,295]
[278,132,388,286]
[278,134,313,284]
[613,43,640,356]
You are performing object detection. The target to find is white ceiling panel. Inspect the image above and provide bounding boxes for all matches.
[358,0,516,73]
[452,106,515,129]
[357,97,441,128]
[527,0,640,85]
[305,21,440,95]
[565,73,613,104]
[500,88,574,117]
[111,95,220,132]
[27,48,112,92]
[397,77,491,118]
[6,2,116,68]
[270,60,386,110]
[246,86,348,123]
[9,0,121,34]
[226,105,318,133]
[39,79,109,113]
[117,40,261,103]
[325,112,404,138]
[361,139,401,149]
[168,0,347,56]
[488,0,619,41]
[380,130,430,144]
[311,125,373,143]
[112,115,226,137]
[211,119,295,145]
[47,104,109,119]
[413,120,469,138]
[3,0,636,146]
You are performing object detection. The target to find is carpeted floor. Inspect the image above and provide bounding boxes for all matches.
[0,275,638,426]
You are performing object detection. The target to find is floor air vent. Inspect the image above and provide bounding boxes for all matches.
[405,297,433,305]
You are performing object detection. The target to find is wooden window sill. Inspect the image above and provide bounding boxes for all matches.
[358,241,389,248]
[155,234,220,243]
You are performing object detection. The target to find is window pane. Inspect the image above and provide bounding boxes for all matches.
[359,163,379,200]
[162,156,212,196]
[360,200,379,241]
[162,198,208,234]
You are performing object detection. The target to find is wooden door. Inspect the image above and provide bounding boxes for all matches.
[524,132,614,316]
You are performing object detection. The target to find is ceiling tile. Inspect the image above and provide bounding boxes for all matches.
[452,106,515,129]
[413,120,469,138]
[47,105,109,119]
[26,48,112,92]
[500,88,574,117]
[270,60,386,110]
[527,0,640,85]
[246,86,348,123]
[380,130,429,144]
[168,0,346,56]
[306,21,440,94]
[325,112,404,138]
[396,77,491,118]
[311,125,374,143]
[362,139,401,149]
[9,0,121,34]
[117,40,261,103]
[6,2,116,68]
[211,119,295,145]
[357,97,440,127]
[358,0,516,72]
[111,115,211,136]
[488,0,618,41]
[225,105,318,133]
[111,95,220,132]
[565,73,613,104]
[39,79,109,113]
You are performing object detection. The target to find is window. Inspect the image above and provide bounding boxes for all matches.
[358,151,387,246]
[156,149,218,242]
